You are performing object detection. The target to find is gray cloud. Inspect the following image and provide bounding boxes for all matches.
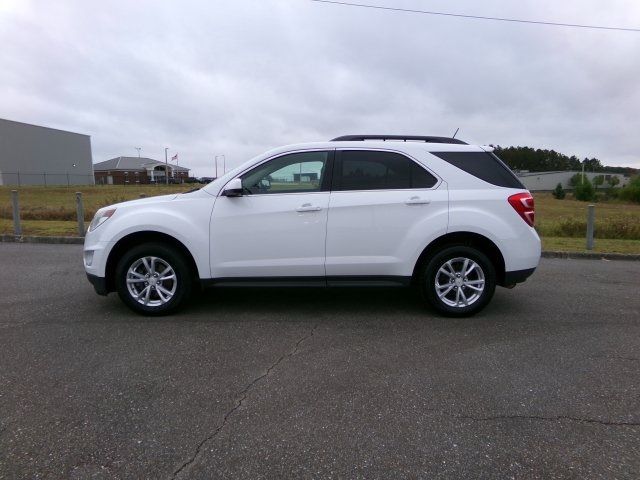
[1,0,639,175]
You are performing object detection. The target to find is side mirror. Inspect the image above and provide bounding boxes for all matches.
[222,178,243,197]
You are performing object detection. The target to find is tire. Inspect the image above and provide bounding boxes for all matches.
[420,245,496,317]
[115,242,193,315]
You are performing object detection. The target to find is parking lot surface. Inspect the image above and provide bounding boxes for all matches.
[1,243,639,479]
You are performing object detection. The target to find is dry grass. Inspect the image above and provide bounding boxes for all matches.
[542,237,640,255]
[0,218,80,236]
[0,184,193,221]
[534,192,640,240]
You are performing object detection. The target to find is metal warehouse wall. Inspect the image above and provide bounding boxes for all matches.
[517,171,630,191]
[0,118,94,185]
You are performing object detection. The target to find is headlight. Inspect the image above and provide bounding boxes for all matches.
[89,208,116,232]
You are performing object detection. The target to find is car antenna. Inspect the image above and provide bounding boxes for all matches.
[452,127,460,139]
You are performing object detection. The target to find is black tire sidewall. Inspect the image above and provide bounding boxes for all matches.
[421,245,496,317]
[115,243,192,315]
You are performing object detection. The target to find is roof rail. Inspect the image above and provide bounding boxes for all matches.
[331,135,467,145]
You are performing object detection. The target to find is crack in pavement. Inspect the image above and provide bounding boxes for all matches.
[415,406,640,427]
[171,323,319,479]
[589,355,640,363]
[455,412,640,427]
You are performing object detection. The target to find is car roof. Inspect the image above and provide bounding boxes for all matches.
[268,140,485,153]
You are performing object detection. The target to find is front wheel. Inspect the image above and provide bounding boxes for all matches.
[421,246,496,317]
[115,243,192,315]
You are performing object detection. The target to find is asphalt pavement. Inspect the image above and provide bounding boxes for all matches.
[1,243,639,479]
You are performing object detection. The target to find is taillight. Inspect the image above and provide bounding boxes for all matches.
[508,193,535,227]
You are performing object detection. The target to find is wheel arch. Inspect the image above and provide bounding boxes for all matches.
[412,231,507,286]
[104,231,200,293]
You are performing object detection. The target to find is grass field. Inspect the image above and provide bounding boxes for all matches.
[1,187,639,253]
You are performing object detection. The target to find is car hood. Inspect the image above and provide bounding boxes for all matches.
[106,194,180,210]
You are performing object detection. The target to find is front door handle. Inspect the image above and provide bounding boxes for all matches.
[296,203,323,212]
[405,196,431,205]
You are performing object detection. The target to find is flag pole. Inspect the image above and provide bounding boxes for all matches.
[164,147,168,185]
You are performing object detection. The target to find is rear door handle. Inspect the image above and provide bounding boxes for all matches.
[296,203,323,212]
[405,196,431,205]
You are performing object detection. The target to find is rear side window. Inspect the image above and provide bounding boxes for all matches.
[431,151,524,189]
[335,150,438,191]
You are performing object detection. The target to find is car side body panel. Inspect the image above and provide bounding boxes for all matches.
[83,190,214,279]
[447,188,541,272]
[325,183,449,277]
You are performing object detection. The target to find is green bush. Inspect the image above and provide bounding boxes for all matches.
[619,176,640,204]
[552,183,566,199]
[571,174,596,201]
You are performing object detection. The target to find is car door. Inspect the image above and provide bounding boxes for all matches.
[210,150,333,279]
[325,149,448,281]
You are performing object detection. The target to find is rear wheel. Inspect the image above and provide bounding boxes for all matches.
[115,243,192,315]
[421,245,496,317]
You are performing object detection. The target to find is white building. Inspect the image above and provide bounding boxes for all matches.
[0,118,94,185]
[516,171,630,191]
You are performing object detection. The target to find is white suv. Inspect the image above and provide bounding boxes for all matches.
[84,135,540,316]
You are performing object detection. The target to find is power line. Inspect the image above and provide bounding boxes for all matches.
[310,0,640,33]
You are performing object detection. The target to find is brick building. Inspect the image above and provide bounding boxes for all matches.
[93,156,190,185]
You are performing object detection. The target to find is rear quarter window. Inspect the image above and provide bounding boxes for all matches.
[431,151,524,189]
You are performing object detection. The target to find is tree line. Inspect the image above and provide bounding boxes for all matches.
[494,146,637,175]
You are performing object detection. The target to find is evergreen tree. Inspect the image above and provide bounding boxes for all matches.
[552,182,566,199]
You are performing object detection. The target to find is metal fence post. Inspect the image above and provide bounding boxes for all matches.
[586,204,595,250]
[76,192,85,236]
[11,190,22,236]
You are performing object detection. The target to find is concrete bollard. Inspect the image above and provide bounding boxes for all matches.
[11,190,22,236]
[586,204,595,250]
[76,192,85,236]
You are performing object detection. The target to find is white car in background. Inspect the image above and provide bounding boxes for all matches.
[84,135,540,316]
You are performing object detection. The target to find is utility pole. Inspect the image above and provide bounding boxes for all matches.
[135,147,141,158]
[215,155,226,176]
[165,147,169,185]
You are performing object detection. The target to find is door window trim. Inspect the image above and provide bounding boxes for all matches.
[332,148,442,192]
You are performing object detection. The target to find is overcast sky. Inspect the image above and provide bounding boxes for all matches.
[1,0,639,175]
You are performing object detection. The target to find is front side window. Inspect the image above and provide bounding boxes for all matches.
[335,150,438,191]
[241,151,329,194]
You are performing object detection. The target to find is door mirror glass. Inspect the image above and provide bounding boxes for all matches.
[222,178,243,197]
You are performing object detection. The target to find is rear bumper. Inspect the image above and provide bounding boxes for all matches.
[501,267,536,286]
[86,273,109,296]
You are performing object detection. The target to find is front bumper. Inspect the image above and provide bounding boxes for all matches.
[86,273,109,296]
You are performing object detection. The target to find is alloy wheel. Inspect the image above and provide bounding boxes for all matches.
[433,257,485,308]
[126,256,177,307]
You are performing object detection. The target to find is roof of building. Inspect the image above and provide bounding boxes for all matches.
[516,170,625,177]
[0,117,90,138]
[93,156,189,172]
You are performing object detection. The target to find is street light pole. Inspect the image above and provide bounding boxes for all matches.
[165,147,169,185]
